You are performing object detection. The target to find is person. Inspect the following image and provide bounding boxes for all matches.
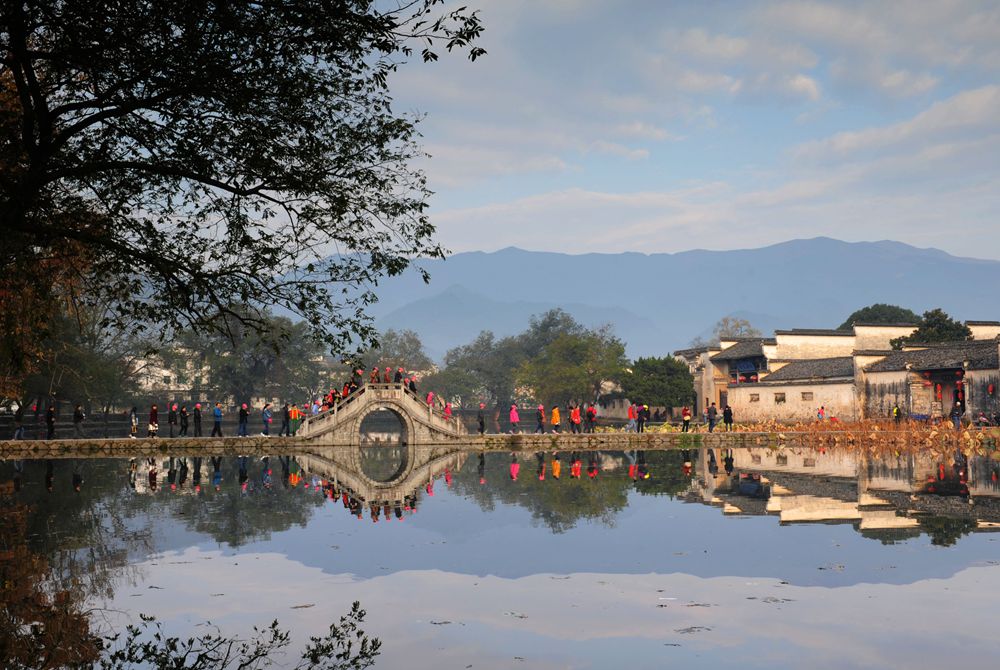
[817,406,826,420]
[129,406,138,438]
[279,403,291,436]
[550,405,561,433]
[893,404,901,425]
[238,403,249,436]
[724,449,734,475]
[477,402,486,435]
[443,402,453,420]
[636,404,646,434]
[425,391,435,408]
[148,404,159,437]
[179,405,189,436]
[13,402,24,439]
[394,367,403,383]
[193,403,203,437]
[408,377,417,393]
[211,402,223,437]
[383,366,392,383]
[551,452,562,479]
[681,406,691,433]
[45,403,56,439]
[261,403,272,435]
[585,404,597,433]
[535,404,545,433]
[570,404,582,434]
[722,405,734,431]
[509,404,520,433]
[369,366,380,384]
[950,403,963,430]
[73,404,85,438]
[289,403,302,435]
[167,404,178,437]
[626,403,637,432]
[707,402,718,433]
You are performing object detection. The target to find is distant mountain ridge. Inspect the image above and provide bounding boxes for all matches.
[365,237,1000,361]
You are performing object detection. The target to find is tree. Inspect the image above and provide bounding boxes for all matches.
[891,308,972,349]
[619,357,695,408]
[358,329,433,372]
[170,310,329,403]
[427,330,523,406]
[517,327,628,406]
[837,303,919,330]
[0,1,485,393]
[689,316,761,347]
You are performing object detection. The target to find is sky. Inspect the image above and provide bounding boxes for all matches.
[389,0,1000,259]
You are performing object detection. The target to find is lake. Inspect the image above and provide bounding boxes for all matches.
[3,444,999,668]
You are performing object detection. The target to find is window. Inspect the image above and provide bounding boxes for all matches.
[749,393,760,403]
[776,454,788,466]
[801,391,814,401]
[803,458,816,467]
[162,375,171,385]
[751,454,762,464]
[774,393,786,404]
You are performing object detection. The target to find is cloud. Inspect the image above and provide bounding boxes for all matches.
[795,84,1000,162]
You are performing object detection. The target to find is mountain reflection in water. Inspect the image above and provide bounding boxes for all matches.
[2,444,1000,668]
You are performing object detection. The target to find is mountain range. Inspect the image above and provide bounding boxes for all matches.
[364,237,1000,361]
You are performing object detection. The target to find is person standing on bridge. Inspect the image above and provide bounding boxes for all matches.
[383,366,392,383]
[443,402,453,420]
[409,377,418,394]
[394,367,403,383]
[179,405,189,436]
[426,390,435,408]
[238,403,249,436]
[550,405,561,433]
[509,404,520,433]
[369,366,380,384]
[477,402,486,434]
[193,403,203,437]
[148,404,159,438]
[535,404,545,433]
[211,402,223,437]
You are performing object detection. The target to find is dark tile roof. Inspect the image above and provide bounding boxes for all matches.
[865,339,998,373]
[673,346,716,357]
[967,321,1000,326]
[762,357,854,382]
[852,322,919,327]
[774,329,855,337]
[710,339,772,362]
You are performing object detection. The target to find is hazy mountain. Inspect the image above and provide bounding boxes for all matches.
[364,237,1000,360]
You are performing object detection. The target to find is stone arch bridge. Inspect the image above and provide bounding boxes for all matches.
[297,382,468,446]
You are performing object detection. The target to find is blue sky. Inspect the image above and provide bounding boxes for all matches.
[390,1,1000,258]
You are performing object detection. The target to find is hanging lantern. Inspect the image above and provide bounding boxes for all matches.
[989,383,995,396]
[935,383,943,400]
[923,371,931,379]
[956,369,964,378]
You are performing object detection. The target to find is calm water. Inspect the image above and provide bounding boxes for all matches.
[3,445,1000,668]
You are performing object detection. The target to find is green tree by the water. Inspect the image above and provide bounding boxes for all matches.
[620,357,695,409]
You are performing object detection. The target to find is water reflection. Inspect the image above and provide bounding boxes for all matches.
[4,444,1000,666]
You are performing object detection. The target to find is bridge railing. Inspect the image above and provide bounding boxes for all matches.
[299,382,467,437]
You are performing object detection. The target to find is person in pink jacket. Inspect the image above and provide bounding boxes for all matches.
[509,404,520,433]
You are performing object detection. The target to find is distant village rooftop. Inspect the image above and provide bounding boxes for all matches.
[865,338,999,372]
[760,357,855,382]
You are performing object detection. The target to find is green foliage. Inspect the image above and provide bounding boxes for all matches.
[99,602,380,669]
[837,303,920,330]
[620,357,695,408]
[170,310,330,403]
[517,328,627,406]
[890,308,972,349]
[1,0,485,384]
[358,329,433,372]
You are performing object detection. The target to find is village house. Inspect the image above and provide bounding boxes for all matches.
[674,321,1000,423]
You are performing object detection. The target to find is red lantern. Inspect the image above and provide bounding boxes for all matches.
[923,371,931,379]
[935,383,943,401]
[750,374,758,382]
[956,370,964,378]
[989,383,996,396]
